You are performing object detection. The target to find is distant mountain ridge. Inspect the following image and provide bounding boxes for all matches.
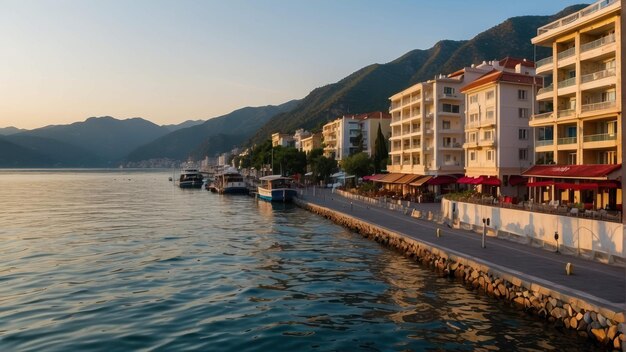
[250,5,587,144]
[0,126,26,136]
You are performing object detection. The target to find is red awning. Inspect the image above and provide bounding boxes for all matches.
[527,180,555,187]
[363,174,386,181]
[457,176,476,184]
[598,180,621,189]
[480,176,501,186]
[555,182,598,190]
[508,175,527,186]
[522,164,621,179]
[427,175,457,185]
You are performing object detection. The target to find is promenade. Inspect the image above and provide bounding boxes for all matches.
[298,188,625,314]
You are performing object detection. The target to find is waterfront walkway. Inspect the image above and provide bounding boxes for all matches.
[298,188,625,313]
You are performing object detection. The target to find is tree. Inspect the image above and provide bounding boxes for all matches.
[373,123,388,173]
[341,152,373,178]
[274,147,307,176]
[314,156,338,184]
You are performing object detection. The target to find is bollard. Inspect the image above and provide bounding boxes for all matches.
[565,262,573,275]
[436,228,441,238]
[350,202,353,211]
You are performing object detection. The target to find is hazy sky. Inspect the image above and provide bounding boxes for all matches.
[1,0,581,129]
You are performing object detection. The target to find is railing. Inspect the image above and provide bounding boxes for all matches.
[536,139,554,147]
[581,68,616,83]
[479,138,495,144]
[537,0,619,35]
[581,100,616,112]
[439,93,459,99]
[583,133,617,142]
[557,47,575,60]
[557,136,577,145]
[425,112,434,118]
[557,77,576,89]
[536,56,553,68]
[581,33,616,52]
[531,111,554,121]
[442,143,463,148]
[557,109,575,118]
[424,129,433,134]
[537,84,554,95]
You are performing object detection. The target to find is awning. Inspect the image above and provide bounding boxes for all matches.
[394,174,423,185]
[527,180,555,187]
[555,182,598,190]
[376,173,405,183]
[508,175,527,186]
[409,175,432,187]
[478,176,500,186]
[427,175,457,185]
[363,174,386,181]
[330,171,346,178]
[522,164,621,180]
[598,180,621,189]
[457,176,476,184]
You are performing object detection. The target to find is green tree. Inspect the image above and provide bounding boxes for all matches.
[341,152,373,178]
[373,124,388,173]
[274,147,307,176]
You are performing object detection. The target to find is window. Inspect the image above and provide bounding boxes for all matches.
[486,109,495,120]
[486,91,494,100]
[445,154,451,162]
[469,95,478,104]
[487,150,494,161]
[598,151,617,164]
[483,130,493,141]
[567,153,576,165]
[469,133,477,142]
[442,104,460,113]
[518,89,528,100]
[518,108,528,118]
[518,128,529,140]
[469,113,479,123]
[518,148,528,160]
[442,120,451,130]
[602,90,616,102]
[470,151,476,161]
[443,87,455,95]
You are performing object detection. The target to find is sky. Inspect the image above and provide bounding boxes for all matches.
[0,0,582,129]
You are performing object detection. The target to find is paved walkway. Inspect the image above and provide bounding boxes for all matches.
[298,188,625,313]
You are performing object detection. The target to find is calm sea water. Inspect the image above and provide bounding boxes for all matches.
[0,170,600,351]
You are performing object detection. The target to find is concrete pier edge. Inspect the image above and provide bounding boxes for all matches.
[294,197,626,349]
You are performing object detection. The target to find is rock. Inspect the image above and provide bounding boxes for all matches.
[551,307,565,319]
[597,313,607,327]
[513,297,525,307]
[577,320,587,331]
[524,298,531,310]
[607,325,618,340]
[614,312,625,323]
[546,302,554,312]
[564,304,572,317]
[548,297,557,307]
[590,311,597,322]
[471,270,479,279]
[522,290,529,298]
[619,323,626,334]
[478,276,485,287]
[486,283,494,296]
[555,319,564,328]
[538,308,547,318]
[576,312,583,321]
[591,328,607,344]
[613,336,621,350]
[578,331,588,339]
[584,311,592,324]
[590,322,602,330]
[564,318,570,329]
[570,317,578,329]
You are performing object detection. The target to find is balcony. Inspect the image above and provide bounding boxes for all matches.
[531,111,554,123]
[536,56,553,70]
[537,84,554,96]
[442,142,463,149]
[581,33,616,53]
[536,139,554,147]
[583,133,617,142]
[581,100,616,113]
[581,68,616,84]
[439,93,461,100]
[557,109,575,119]
[479,139,495,147]
[536,0,619,36]
[557,47,575,61]
[557,77,576,89]
[557,136,577,145]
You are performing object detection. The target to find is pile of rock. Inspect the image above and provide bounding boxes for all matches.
[296,199,626,349]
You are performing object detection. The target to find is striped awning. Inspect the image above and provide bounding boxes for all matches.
[376,173,405,183]
[409,175,432,187]
[394,174,423,185]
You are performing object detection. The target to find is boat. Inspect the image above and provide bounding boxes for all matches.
[177,168,204,189]
[213,167,249,194]
[257,175,297,202]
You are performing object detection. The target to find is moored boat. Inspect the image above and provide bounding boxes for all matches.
[177,168,204,189]
[214,167,249,194]
[257,175,297,202]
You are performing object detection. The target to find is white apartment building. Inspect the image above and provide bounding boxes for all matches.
[388,64,495,177]
[271,132,294,147]
[461,57,542,196]
[292,129,312,151]
[322,112,391,161]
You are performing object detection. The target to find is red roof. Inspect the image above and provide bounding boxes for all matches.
[522,164,621,180]
[343,111,391,120]
[461,70,543,93]
[499,57,535,69]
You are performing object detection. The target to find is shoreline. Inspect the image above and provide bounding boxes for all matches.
[294,195,625,349]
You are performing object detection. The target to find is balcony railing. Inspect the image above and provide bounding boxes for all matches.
[557,47,576,60]
[581,68,616,84]
[583,133,617,142]
[439,93,459,99]
[581,33,616,52]
[557,109,575,118]
[531,111,554,121]
[537,0,618,35]
[537,84,554,95]
[557,136,577,145]
[536,56,553,68]
[442,143,462,148]
[557,77,576,89]
[536,139,554,147]
[581,100,616,113]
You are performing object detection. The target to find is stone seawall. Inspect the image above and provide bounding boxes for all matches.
[294,198,625,350]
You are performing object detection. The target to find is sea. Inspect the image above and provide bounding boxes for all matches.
[0,169,601,351]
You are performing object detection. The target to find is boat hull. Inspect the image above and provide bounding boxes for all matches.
[219,186,249,194]
[257,187,297,202]
[178,180,204,189]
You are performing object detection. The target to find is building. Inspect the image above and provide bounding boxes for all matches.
[292,129,312,151]
[322,112,391,161]
[527,0,622,209]
[386,64,498,195]
[300,132,322,154]
[271,132,294,148]
[460,57,542,197]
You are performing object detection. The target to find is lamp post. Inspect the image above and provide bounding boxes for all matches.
[554,231,559,254]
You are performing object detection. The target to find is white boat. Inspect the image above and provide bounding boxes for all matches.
[177,168,204,189]
[214,167,248,194]
[257,175,297,202]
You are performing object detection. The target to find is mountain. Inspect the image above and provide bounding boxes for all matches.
[250,4,587,144]
[3,134,103,167]
[126,100,299,162]
[0,137,53,167]
[162,119,205,132]
[0,126,27,135]
[18,116,170,163]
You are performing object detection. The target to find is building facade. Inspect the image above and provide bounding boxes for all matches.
[292,129,312,151]
[271,132,294,148]
[461,58,542,196]
[528,0,622,208]
[300,132,322,154]
[322,112,391,161]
